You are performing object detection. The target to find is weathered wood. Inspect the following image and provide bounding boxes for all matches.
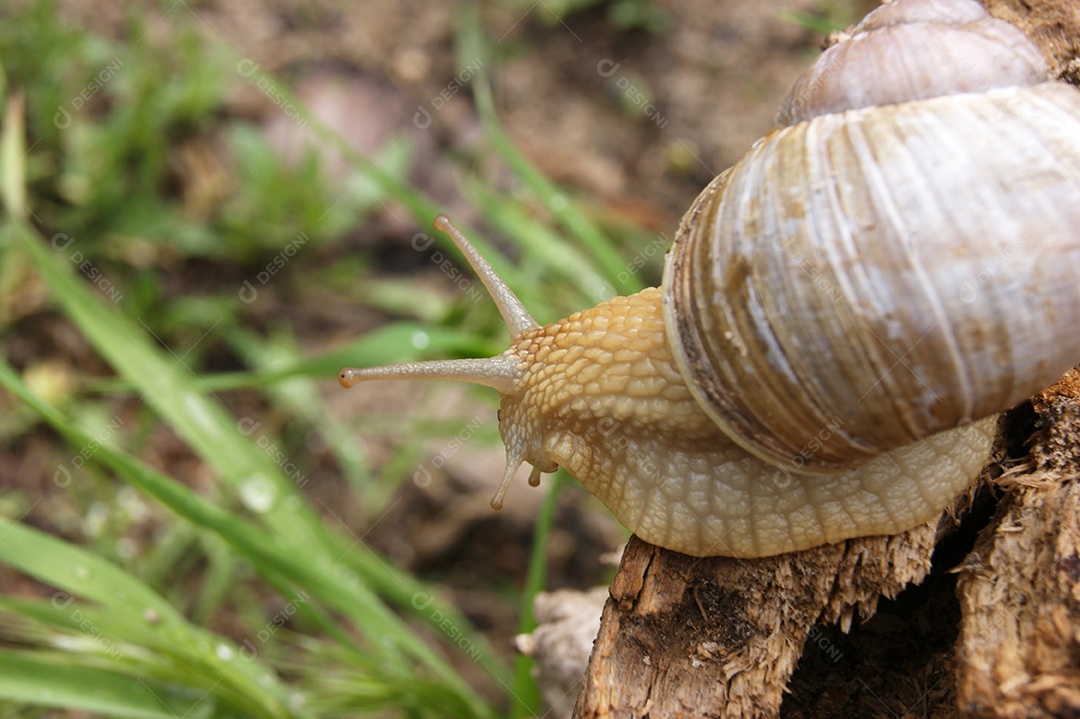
[955,373,1080,718]
[572,500,979,718]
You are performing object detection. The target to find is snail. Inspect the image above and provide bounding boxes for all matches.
[341,0,1080,558]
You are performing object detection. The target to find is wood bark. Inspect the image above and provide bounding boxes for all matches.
[955,375,1080,717]
[573,520,953,717]
[571,4,1080,715]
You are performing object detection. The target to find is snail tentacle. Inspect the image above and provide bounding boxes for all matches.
[339,357,520,393]
[340,216,548,509]
[433,214,538,337]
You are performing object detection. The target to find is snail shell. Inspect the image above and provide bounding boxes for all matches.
[342,0,1080,558]
[665,0,1080,473]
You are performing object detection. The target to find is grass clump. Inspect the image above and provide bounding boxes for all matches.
[0,1,649,717]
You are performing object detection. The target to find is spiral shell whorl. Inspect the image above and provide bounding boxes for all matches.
[776,0,1048,126]
[664,3,1080,473]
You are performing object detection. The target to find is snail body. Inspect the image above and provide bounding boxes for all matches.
[342,0,1080,558]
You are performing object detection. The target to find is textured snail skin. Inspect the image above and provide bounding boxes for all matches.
[497,287,996,557]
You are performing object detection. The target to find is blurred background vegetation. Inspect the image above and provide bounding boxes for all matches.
[0,0,861,716]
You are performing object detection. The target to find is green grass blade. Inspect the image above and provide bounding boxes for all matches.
[509,471,567,718]
[13,221,439,633]
[454,10,633,295]
[464,177,625,310]
[13,217,323,538]
[224,325,373,499]
[0,519,298,719]
[0,649,219,719]
[0,89,26,220]
[473,76,635,294]
[0,351,498,719]
[0,514,181,621]
[89,322,497,394]
[224,55,547,312]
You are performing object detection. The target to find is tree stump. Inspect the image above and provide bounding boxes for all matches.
[573,526,938,717]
